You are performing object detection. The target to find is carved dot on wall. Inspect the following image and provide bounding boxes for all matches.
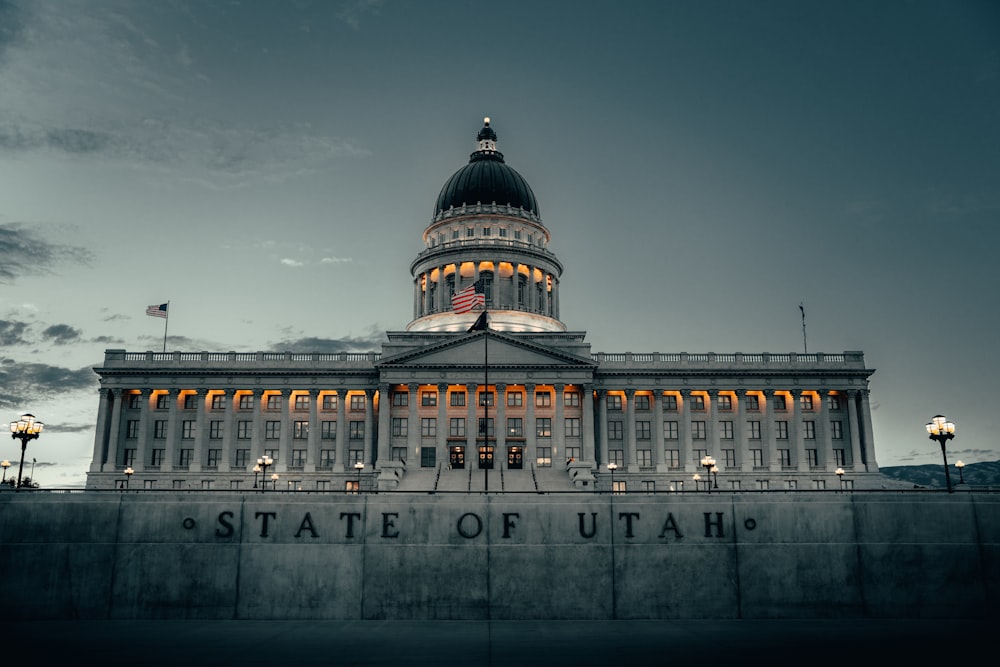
[744,518,757,531]
[182,517,197,530]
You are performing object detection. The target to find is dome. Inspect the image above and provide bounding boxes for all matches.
[434,119,540,217]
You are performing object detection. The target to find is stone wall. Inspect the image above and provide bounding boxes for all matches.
[1,492,996,620]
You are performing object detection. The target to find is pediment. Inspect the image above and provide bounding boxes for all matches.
[377,331,595,369]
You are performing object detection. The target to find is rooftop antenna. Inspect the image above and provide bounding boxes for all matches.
[799,302,807,354]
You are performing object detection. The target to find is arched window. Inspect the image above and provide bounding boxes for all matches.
[481,271,494,308]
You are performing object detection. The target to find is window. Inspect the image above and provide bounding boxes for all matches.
[828,394,842,410]
[514,229,522,240]
[209,421,223,439]
[717,395,732,410]
[609,449,624,465]
[421,391,437,406]
[126,420,139,439]
[237,421,252,440]
[663,395,678,411]
[498,227,507,238]
[478,391,494,406]
[239,394,255,410]
[566,446,581,461]
[181,420,196,440]
[179,449,193,466]
[315,480,330,491]
[350,395,365,411]
[564,391,580,407]
[151,449,164,466]
[636,421,651,440]
[748,421,761,439]
[128,393,141,409]
[184,395,197,410]
[831,421,843,439]
[506,418,521,438]
[786,480,797,490]
[346,480,360,494]
[745,395,760,411]
[807,449,819,467]
[421,418,436,437]
[607,395,622,411]
[641,481,655,495]
[834,449,846,466]
[292,449,307,467]
[264,448,278,463]
[391,391,408,407]
[392,418,408,437]
[391,447,407,462]
[211,394,226,410]
[719,421,734,439]
[635,395,650,411]
[265,421,281,439]
[800,394,814,410]
[478,418,494,437]
[778,449,792,467]
[804,421,816,440]
[421,447,436,468]
[450,418,466,437]
[811,479,826,490]
[565,418,581,438]
[751,449,764,467]
[144,480,156,490]
[723,449,736,466]
[776,421,789,439]
[691,395,705,410]
[294,394,310,411]
[123,448,135,466]
[235,449,249,467]
[482,226,491,236]
[664,421,679,440]
[637,449,651,466]
[466,227,475,237]
[230,480,243,490]
[293,421,308,439]
[535,392,551,407]
[349,421,365,439]
[608,421,623,440]
[266,394,281,410]
[207,449,221,467]
[321,421,337,439]
[536,418,551,438]
[319,449,335,468]
[154,420,167,439]
[451,391,466,407]
[536,447,552,467]
[775,395,787,410]
[665,449,680,467]
[691,421,706,439]
[507,391,522,407]
[612,481,626,495]
[322,394,338,411]
[156,394,169,410]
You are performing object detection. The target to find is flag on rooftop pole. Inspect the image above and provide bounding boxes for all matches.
[451,279,485,314]
[467,311,489,332]
[146,303,168,318]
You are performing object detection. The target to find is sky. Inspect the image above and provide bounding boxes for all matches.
[1,0,998,488]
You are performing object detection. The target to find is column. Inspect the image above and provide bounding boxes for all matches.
[846,390,863,471]
[859,389,877,471]
[364,388,376,465]
[190,388,207,472]
[552,277,560,319]
[553,384,565,465]
[422,271,431,315]
[703,390,716,458]
[436,383,448,465]
[277,389,292,472]
[766,391,780,473]
[377,383,392,464]
[680,389,694,472]
[251,389,265,463]
[134,389,151,471]
[735,391,747,472]
[582,383,596,466]
[624,389,637,470]
[524,384,536,464]
[495,384,507,466]
[222,389,237,472]
[792,390,806,472]
[164,389,180,471]
[306,389,319,472]
[90,388,111,473]
[596,389,608,467]
[413,277,421,317]
[406,384,419,456]
[105,388,124,473]
[437,265,446,313]
[527,266,536,313]
[335,389,348,472]
[465,382,478,454]
[653,391,666,471]
[815,391,831,471]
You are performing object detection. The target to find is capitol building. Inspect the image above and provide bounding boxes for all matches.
[87,120,880,493]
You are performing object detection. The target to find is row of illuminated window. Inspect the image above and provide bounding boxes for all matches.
[606,393,845,411]
[610,478,853,494]
[125,420,363,440]
[123,447,364,469]
[430,226,537,243]
[395,390,580,408]
[128,393,366,412]
[390,417,582,438]
[606,448,850,468]
[609,420,845,440]
[129,479,365,492]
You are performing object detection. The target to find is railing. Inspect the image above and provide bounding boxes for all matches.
[110,350,382,364]
[591,351,865,367]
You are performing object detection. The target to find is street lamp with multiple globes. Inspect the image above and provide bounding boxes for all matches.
[925,415,956,493]
[1,460,10,484]
[9,413,43,491]
[700,455,716,494]
[955,460,966,485]
[692,473,702,491]
[255,455,273,490]
[123,466,134,490]
[710,464,719,489]
[607,462,618,495]
[835,467,845,491]
[354,460,365,494]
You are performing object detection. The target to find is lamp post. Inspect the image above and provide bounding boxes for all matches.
[123,466,134,490]
[710,464,719,490]
[607,461,618,495]
[1,460,9,484]
[252,463,262,488]
[700,455,716,494]
[270,473,279,491]
[835,467,844,491]
[692,473,702,491]
[354,460,365,494]
[926,415,956,493]
[255,455,273,490]
[9,413,43,492]
[955,460,965,485]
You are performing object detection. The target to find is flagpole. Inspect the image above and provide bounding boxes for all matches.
[163,300,170,353]
[483,308,489,493]
[799,302,807,354]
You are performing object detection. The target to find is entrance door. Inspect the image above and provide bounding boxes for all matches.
[449,446,465,469]
[478,445,494,469]
[508,446,523,469]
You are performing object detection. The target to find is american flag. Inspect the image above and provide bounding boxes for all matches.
[451,279,485,314]
[146,303,168,318]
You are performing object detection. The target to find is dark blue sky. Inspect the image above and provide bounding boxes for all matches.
[1,0,998,485]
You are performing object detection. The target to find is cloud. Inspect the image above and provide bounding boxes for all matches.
[321,256,353,264]
[0,224,93,284]
[0,320,31,346]
[0,360,97,409]
[0,0,25,64]
[46,422,95,435]
[280,258,305,267]
[41,324,83,345]
[92,335,125,344]
[336,0,384,30]
[269,330,386,353]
